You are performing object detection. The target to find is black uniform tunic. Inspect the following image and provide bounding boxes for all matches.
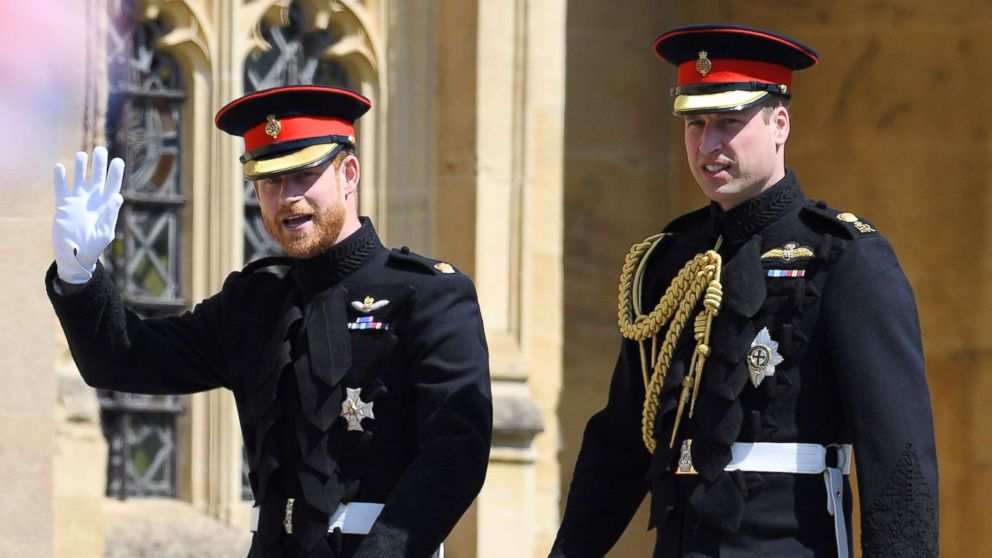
[551,173,938,557]
[46,219,493,558]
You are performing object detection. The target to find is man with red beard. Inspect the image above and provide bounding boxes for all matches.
[550,25,937,557]
[46,86,492,558]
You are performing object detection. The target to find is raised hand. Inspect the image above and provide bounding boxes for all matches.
[52,146,125,284]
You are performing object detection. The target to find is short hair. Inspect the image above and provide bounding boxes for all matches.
[761,94,791,123]
[331,145,357,168]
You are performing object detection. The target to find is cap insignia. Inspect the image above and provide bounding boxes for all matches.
[351,296,389,313]
[340,387,375,431]
[264,114,281,139]
[837,212,858,223]
[695,51,712,77]
[761,242,815,262]
[434,262,455,274]
[748,327,784,388]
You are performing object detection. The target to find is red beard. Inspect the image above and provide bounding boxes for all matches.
[263,200,346,259]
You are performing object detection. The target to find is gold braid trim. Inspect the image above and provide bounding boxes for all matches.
[617,235,723,454]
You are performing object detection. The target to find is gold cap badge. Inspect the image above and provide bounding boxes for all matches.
[264,114,281,139]
[434,262,455,274]
[696,51,712,77]
[836,212,858,223]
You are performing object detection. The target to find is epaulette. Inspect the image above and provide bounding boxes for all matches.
[242,255,295,274]
[387,246,461,276]
[801,201,880,240]
[661,206,710,234]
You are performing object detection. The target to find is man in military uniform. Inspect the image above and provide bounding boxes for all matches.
[550,25,938,557]
[47,85,492,558]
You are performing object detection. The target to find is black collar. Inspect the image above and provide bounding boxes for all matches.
[291,217,383,297]
[709,170,805,245]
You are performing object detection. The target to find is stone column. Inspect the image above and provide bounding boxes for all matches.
[1,1,98,556]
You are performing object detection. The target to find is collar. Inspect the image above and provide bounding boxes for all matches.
[709,170,804,245]
[291,217,383,297]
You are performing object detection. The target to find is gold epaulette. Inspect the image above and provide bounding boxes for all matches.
[617,234,724,454]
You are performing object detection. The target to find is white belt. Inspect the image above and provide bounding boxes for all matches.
[677,441,852,558]
[248,500,445,557]
[250,500,384,535]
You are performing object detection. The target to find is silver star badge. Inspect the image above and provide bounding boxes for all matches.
[340,387,375,431]
[747,327,784,388]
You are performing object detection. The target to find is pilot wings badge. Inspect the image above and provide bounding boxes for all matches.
[760,242,814,263]
[351,296,389,314]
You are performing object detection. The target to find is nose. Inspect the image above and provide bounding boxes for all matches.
[699,123,722,154]
[276,176,307,205]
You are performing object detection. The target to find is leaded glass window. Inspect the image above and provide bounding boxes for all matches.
[100,0,187,498]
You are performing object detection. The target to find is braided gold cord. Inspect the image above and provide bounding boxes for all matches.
[617,236,723,454]
[668,265,722,448]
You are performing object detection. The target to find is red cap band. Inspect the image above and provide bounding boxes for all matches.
[243,116,355,152]
[677,59,793,88]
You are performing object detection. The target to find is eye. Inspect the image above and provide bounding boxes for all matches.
[685,119,704,129]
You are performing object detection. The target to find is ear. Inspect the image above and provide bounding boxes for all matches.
[340,154,361,197]
[772,106,790,147]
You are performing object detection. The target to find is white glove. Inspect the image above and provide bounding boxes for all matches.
[52,146,125,284]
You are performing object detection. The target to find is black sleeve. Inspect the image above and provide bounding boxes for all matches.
[550,339,651,557]
[354,273,493,558]
[823,236,939,557]
[46,261,233,394]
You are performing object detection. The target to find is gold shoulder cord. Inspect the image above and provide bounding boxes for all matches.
[618,234,723,453]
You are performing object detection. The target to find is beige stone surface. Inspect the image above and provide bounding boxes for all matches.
[54,370,107,558]
[0,417,54,558]
[103,498,251,558]
[0,208,58,558]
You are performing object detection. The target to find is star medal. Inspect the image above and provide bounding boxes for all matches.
[340,387,375,431]
[747,327,784,388]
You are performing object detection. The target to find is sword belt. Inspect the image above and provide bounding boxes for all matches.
[676,440,852,558]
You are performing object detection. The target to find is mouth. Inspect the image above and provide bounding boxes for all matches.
[281,214,314,230]
[702,162,732,174]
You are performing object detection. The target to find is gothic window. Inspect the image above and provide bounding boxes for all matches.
[100,0,187,498]
[242,0,353,263]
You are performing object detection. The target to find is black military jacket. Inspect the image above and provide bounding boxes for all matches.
[47,219,492,558]
[551,173,938,557]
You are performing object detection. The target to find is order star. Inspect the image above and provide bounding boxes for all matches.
[340,387,375,431]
